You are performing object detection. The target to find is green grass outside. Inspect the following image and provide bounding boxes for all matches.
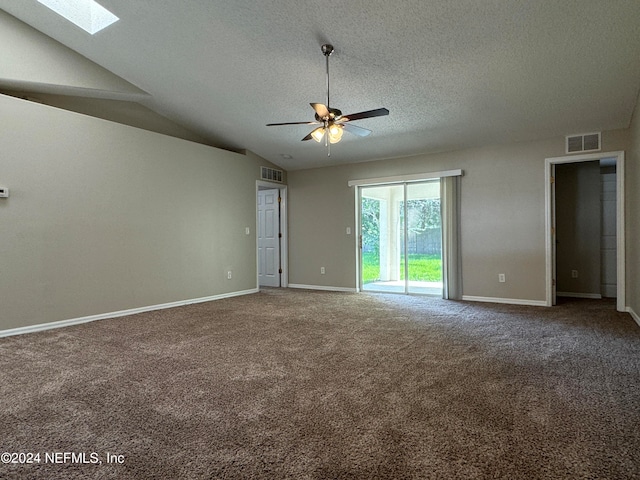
[362,252,442,284]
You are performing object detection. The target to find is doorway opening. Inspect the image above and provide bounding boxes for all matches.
[359,180,443,295]
[257,181,288,288]
[545,151,625,311]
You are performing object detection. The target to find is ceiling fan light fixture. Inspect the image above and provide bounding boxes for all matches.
[310,127,325,143]
[328,124,343,144]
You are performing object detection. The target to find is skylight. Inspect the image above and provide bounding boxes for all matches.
[37,0,119,34]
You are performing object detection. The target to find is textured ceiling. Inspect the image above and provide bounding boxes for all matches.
[1,0,639,171]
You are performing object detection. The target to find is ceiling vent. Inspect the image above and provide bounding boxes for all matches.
[565,132,601,154]
[260,166,283,183]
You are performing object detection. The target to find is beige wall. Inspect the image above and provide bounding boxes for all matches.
[288,130,629,303]
[0,94,276,330]
[0,92,213,146]
[628,93,640,318]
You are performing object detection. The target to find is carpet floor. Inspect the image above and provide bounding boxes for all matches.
[1,289,639,479]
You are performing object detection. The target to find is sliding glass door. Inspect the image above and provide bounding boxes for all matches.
[360,181,443,295]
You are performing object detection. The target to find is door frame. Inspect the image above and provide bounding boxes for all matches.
[544,151,625,311]
[256,181,288,288]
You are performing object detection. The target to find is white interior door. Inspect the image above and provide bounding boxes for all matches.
[258,189,280,287]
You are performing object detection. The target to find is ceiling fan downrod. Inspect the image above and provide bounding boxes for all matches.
[322,44,333,109]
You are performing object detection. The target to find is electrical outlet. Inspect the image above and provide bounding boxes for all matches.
[320,267,325,274]
[498,274,506,283]
[227,271,232,279]
[571,270,578,278]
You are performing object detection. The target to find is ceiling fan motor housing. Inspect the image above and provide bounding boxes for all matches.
[314,108,342,122]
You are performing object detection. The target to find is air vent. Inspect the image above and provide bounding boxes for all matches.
[260,166,283,183]
[566,132,601,154]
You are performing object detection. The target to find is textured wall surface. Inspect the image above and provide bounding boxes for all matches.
[288,130,629,304]
[0,95,271,330]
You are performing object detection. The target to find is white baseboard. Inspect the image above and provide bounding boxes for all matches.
[556,292,602,299]
[288,284,358,293]
[462,295,548,307]
[0,288,259,338]
[628,307,640,328]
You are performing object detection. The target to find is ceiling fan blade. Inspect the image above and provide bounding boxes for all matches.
[310,103,330,119]
[266,121,320,126]
[302,126,325,141]
[342,123,372,137]
[341,108,389,122]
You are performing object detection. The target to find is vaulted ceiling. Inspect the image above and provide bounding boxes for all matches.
[1,1,639,170]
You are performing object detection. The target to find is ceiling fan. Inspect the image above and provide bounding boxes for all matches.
[266,44,389,156]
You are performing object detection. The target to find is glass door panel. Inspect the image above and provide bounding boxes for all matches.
[361,185,404,293]
[406,182,443,295]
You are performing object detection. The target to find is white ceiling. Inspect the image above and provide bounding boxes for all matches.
[1,0,639,171]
